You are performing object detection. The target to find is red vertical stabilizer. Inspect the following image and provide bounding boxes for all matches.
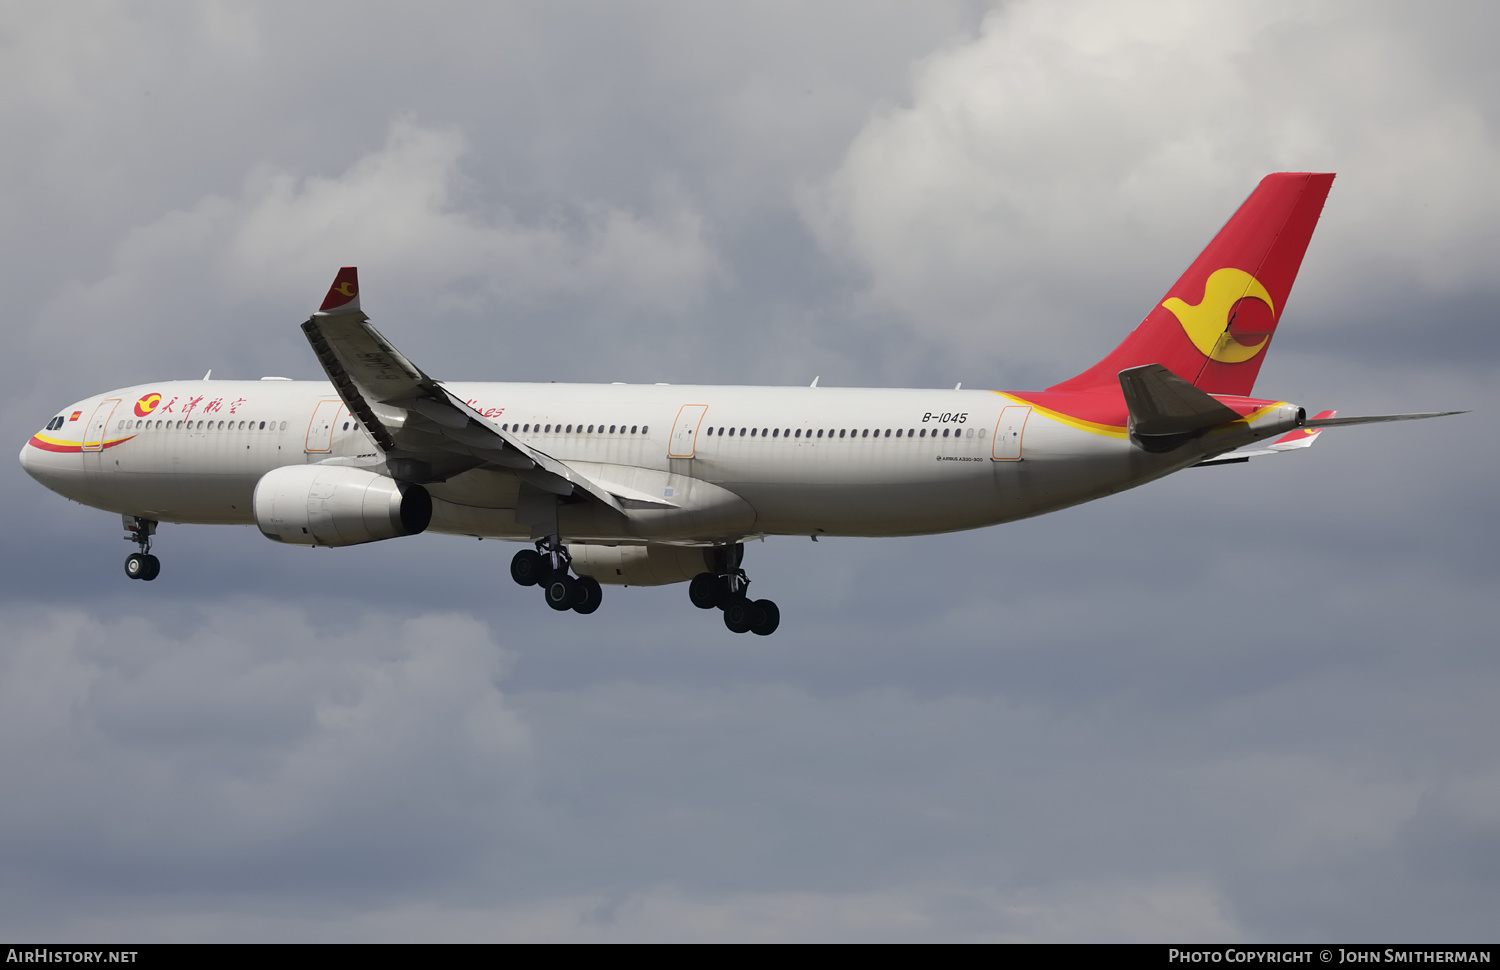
[1050,173,1334,397]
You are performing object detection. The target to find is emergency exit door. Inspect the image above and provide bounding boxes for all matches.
[82,399,120,452]
[992,405,1031,460]
[668,405,709,458]
[304,400,342,453]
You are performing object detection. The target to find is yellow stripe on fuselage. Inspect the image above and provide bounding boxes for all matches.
[990,391,1129,439]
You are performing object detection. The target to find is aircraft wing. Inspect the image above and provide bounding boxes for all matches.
[300,267,627,515]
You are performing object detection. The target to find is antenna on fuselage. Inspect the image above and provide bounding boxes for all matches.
[955,382,962,390]
[810,376,819,388]
[203,369,212,380]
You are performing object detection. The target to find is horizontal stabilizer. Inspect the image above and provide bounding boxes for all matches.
[1119,363,1240,451]
[1265,410,1335,451]
[1192,410,1334,466]
[1305,410,1465,428]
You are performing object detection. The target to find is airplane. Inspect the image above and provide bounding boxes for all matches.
[20,172,1460,636]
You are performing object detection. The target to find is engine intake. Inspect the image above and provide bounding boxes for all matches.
[254,465,431,546]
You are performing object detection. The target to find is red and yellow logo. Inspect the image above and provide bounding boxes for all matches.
[134,392,162,417]
[1163,268,1276,364]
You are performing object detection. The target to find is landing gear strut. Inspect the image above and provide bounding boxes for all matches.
[123,515,160,581]
[510,537,602,615]
[689,544,779,636]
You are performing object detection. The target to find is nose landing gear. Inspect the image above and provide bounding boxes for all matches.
[123,515,160,581]
[510,537,602,615]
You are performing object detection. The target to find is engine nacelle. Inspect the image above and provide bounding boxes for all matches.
[567,543,714,586]
[253,465,431,547]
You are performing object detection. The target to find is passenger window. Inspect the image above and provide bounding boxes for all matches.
[966,428,974,438]
[739,428,746,436]
[260,421,266,430]
[750,428,757,437]
[978,428,986,438]
[343,422,349,430]
[280,421,287,431]
[884,429,891,437]
[816,429,823,438]
[861,429,868,438]
[919,429,926,437]
[544,424,551,432]
[631,425,639,434]
[794,429,801,438]
[642,426,648,434]
[839,429,846,438]
[895,429,902,438]
[942,428,950,437]
[353,422,359,430]
[587,424,594,433]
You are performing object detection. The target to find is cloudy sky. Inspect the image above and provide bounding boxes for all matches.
[3,0,1496,942]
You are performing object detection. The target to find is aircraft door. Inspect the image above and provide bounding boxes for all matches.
[668,404,709,458]
[82,399,120,452]
[305,400,342,453]
[992,406,1031,460]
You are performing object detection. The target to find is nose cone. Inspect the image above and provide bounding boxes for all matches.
[20,428,76,494]
[20,435,50,488]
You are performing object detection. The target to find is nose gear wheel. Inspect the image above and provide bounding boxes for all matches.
[122,516,160,581]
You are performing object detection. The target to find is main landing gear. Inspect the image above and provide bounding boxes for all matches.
[509,538,602,615]
[122,515,160,581]
[689,565,780,636]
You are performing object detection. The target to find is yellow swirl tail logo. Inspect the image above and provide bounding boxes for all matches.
[1162,268,1276,364]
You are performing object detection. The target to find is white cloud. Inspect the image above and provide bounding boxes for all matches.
[805,0,1500,367]
[25,118,722,392]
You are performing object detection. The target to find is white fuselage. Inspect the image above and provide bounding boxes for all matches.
[21,377,1276,545]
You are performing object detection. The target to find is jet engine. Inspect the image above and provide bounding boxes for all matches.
[567,543,715,586]
[253,464,431,547]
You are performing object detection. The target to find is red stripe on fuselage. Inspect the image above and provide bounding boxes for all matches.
[27,434,136,453]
